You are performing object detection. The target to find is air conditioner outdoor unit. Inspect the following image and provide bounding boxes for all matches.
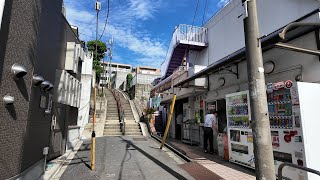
[53,70,72,105]
[65,42,77,73]
[76,43,83,61]
[79,48,85,62]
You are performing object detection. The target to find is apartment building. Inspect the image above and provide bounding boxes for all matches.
[100,62,132,90]
[0,1,87,179]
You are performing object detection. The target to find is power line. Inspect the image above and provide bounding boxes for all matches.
[191,0,200,27]
[202,0,208,26]
[79,32,96,39]
[99,0,110,41]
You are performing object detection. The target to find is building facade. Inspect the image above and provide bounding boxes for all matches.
[100,62,132,90]
[129,66,161,109]
[78,52,93,133]
[151,0,320,174]
[0,1,85,179]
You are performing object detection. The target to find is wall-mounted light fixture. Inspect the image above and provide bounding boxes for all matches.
[40,81,51,92]
[3,95,15,106]
[217,77,226,87]
[263,61,275,74]
[44,109,51,116]
[32,75,44,87]
[11,64,27,79]
[45,83,54,92]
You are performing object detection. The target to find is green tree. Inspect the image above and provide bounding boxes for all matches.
[126,73,133,90]
[87,40,107,79]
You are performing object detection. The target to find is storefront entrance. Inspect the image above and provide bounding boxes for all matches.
[175,98,188,140]
[206,99,227,133]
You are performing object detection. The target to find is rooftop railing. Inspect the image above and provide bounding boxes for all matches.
[162,24,208,77]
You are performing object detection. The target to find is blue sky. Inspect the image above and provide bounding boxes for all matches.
[64,0,230,69]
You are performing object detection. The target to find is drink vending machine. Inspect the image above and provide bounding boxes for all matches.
[226,82,320,180]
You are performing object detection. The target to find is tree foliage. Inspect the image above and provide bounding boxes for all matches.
[126,73,133,90]
[87,40,107,78]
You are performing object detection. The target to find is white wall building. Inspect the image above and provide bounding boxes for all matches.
[100,62,132,89]
[152,0,320,177]
[78,52,93,133]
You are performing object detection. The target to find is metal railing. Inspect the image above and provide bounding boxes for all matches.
[111,89,125,135]
[172,66,188,79]
[175,24,208,43]
[162,24,208,76]
[278,162,320,180]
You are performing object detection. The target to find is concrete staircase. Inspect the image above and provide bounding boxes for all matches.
[103,89,122,136]
[118,91,143,136]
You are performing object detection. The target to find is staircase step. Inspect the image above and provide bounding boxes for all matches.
[105,123,120,126]
[124,132,142,136]
[104,128,121,132]
[125,129,141,132]
[124,123,139,127]
[125,125,141,129]
[104,127,120,130]
[104,132,122,136]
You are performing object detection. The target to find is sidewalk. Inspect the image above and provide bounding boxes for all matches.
[165,138,255,180]
[54,136,195,180]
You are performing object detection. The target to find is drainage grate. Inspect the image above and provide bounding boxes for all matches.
[133,138,147,141]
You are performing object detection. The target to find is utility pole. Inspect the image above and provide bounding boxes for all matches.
[242,0,275,179]
[91,0,101,171]
[108,37,113,89]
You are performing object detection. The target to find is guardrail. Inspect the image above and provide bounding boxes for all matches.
[278,162,320,179]
[161,24,208,76]
[111,89,125,135]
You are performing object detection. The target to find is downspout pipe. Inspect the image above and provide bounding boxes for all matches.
[279,22,320,40]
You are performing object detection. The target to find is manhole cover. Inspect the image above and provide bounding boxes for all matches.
[133,138,147,141]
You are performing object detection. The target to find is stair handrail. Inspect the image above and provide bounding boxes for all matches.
[278,162,320,179]
[111,89,125,135]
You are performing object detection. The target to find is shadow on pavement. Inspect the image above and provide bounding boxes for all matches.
[120,137,188,180]
[68,154,91,170]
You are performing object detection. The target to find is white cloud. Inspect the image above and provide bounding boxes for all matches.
[66,7,95,23]
[128,0,160,20]
[63,0,166,69]
[217,0,230,8]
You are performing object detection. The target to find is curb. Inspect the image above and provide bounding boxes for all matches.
[40,139,83,180]
[151,134,192,162]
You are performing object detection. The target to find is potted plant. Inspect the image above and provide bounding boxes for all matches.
[144,108,156,122]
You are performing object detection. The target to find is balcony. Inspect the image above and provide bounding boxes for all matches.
[172,65,207,87]
[162,24,208,78]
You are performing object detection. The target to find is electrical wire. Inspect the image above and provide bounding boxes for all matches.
[99,0,110,41]
[202,0,208,26]
[191,0,200,27]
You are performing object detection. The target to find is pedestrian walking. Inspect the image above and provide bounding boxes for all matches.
[176,112,183,140]
[203,110,218,153]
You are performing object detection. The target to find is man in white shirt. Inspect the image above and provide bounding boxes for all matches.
[203,110,218,153]
[176,113,183,139]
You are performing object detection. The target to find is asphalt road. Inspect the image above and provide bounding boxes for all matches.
[59,136,194,180]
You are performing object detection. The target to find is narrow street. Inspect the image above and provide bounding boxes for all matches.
[56,136,195,180]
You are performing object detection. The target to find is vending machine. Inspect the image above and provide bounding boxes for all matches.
[226,91,254,167]
[226,82,320,180]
